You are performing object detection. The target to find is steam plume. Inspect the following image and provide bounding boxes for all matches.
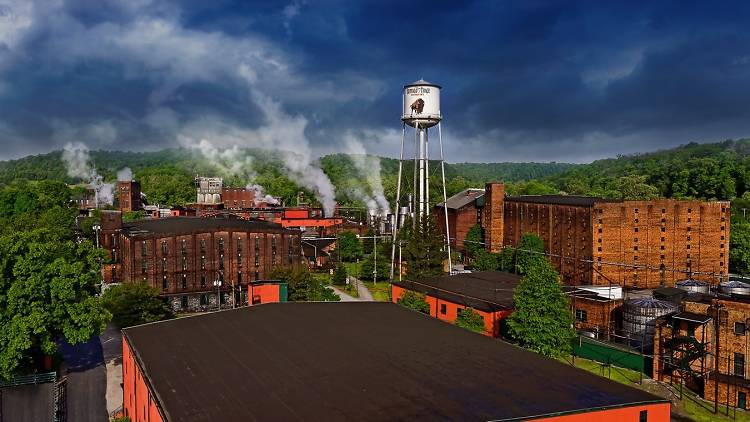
[246,184,280,205]
[62,142,114,206]
[117,166,133,181]
[344,138,390,215]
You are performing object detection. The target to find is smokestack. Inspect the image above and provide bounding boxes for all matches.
[482,182,504,253]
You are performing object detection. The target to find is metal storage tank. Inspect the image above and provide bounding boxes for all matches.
[622,298,678,339]
[402,80,441,129]
[720,280,750,296]
[675,279,710,294]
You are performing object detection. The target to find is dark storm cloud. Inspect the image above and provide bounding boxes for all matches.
[0,0,750,162]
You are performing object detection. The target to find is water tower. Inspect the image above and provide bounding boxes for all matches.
[390,79,452,277]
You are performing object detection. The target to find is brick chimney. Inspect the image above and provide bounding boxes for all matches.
[482,182,504,252]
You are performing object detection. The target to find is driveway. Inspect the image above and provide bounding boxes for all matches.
[329,285,358,302]
[100,323,123,415]
[57,336,108,422]
[351,277,375,301]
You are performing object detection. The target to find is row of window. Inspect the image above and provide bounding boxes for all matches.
[141,235,287,257]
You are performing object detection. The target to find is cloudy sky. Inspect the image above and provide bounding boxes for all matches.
[1,0,750,163]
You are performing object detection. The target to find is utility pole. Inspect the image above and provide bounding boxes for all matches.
[373,233,377,285]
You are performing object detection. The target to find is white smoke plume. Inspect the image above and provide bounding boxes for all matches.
[117,166,133,181]
[177,92,338,216]
[344,137,390,215]
[62,142,114,206]
[246,184,280,205]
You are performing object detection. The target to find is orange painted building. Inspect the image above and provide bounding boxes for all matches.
[391,271,519,337]
[248,281,287,305]
[123,337,164,422]
[121,302,669,421]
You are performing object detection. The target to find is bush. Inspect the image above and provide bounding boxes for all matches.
[455,308,486,333]
[397,290,430,314]
[100,282,174,328]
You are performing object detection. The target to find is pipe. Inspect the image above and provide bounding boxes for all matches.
[438,122,452,275]
[390,123,405,281]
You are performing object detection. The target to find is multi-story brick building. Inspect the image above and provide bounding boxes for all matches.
[117,180,142,212]
[653,294,750,411]
[100,211,301,311]
[434,188,484,252]
[468,183,729,288]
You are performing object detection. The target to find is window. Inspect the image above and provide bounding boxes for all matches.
[161,240,167,255]
[739,392,747,410]
[237,272,242,283]
[162,275,167,290]
[639,410,648,422]
[218,238,224,252]
[661,227,666,232]
[200,239,206,254]
[181,274,187,289]
[161,258,167,272]
[201,274,206,288]
[181,239,187,255]
[440,304,447,315]
[182,256,187,271]
[736,322,746,336]
[575,309,588,322]
[255,271,260,280]
[735,353,745,378]
[141,241,147,256]
[634,227,639,233]
[219,254,224,270]
[181,295,188,309]
[141,260,147,275]
[201,255,206,270]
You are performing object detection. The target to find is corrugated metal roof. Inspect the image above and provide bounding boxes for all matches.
[436,188,484,210]
[506,195,621,207]
[122,216,292,236]
[393,271,520,311]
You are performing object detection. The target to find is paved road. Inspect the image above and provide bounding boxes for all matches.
[329,285,358,301]
[100,323,123,415]
[351,277,375,301]
[58,336,108,422]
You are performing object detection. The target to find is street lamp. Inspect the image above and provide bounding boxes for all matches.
[213,274,223,311]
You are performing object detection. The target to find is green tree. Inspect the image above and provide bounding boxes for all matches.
[515,233,545,274]
[362,228,375,255]
[271,267,339,302]
[397,290,430,314]
[100,282,174,328]
[123,210,146,222]
[455,308,486,333]
[614,175,660,200]
[473,249,500,271]
[464,224,484,258]
[402,214,445,280]
[0,230,111,378]
[332,264,348,286]
[337,231,362,262]
[506,254,575,358]
[730,221,750,275]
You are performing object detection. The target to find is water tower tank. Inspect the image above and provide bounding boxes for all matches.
[675,279,710,294]
[402,79,441,128]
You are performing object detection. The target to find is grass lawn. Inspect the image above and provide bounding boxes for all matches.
[561,356,750,421]
[362,280,391,302]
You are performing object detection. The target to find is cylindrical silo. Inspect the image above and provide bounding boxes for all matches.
[622,298,678,341]
[675,279,711,294]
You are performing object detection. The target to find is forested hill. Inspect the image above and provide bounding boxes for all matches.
[544,139,750,201]
[0,148,576,207]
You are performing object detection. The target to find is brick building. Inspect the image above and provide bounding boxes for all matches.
[565,286,624,338]
[434,188,484,252]
[122,302,670,421]
[117,180,142,212]
[100,212,301,311]
[654,294,750,411]
[391,271,519,337]
[447,182,731,288]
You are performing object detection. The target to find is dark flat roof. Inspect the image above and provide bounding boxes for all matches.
[505,195,621,207]
[393,271,520,312]
[124,303,666,422]
[123,216,293,236]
